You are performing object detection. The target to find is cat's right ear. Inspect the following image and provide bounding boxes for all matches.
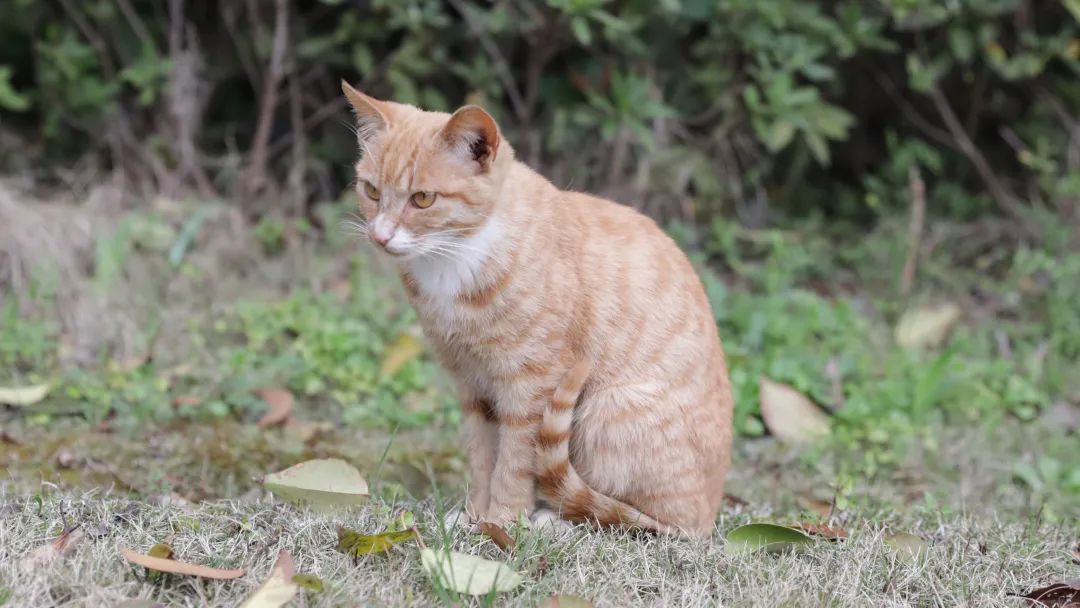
[341,80,390,143]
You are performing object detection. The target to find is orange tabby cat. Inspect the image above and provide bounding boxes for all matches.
[343,81,733,536]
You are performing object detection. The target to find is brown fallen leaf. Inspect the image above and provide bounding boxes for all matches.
[1011,579,1080,607]
[793,522,848,540]
[256,388,294,428]
[479,522,515,554]
[1072,543,1080,564]
[0,428,20,445]
[172,395,202,408]
[20,526,85,572]
[796,494,833,518]
[539,595,594,608]
[759,378,830,443]
[119,546,245,579]
[723,494,749,508]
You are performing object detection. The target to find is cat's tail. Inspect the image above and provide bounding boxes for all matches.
[536,359,684,536]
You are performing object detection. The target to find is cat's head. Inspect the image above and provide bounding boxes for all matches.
[342,81,511,259]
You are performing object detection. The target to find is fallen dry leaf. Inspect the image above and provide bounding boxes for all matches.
[793,522,848,540]
[240,550,297,608]
[172,395,202,408]
[759,378,830,443]
[0,384,50,406]
[723,494,749,508]
[1012,579,1080,607]
[796,494,834,518]
[0,428,20,445]
[420,549,522,595]
[479,522,515,554]
[260,458,369,511]
[336,526,418,556]
[379,333,424,377]
[895,302,962,349]
[725,523,814,555]
[119,546,245,579]
[539,595,594,608]
[292,573,325,592]
[20,526,85,572]
[883,531,929,561]
[256,388,294,428]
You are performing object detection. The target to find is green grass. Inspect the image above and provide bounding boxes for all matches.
[1,197,1079,605]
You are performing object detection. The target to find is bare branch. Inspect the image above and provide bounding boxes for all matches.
[116,0,155,49]
[901,165,926,296]
[927,82,1026,220]
[241,0,289,206]
[445,0,527,119]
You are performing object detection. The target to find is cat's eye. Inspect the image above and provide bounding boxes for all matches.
[362,181,380,201]
[411,191,437,209]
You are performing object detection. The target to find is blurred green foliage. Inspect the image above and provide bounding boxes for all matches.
[0,0,1077,221]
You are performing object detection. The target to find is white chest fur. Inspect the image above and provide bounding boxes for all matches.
[405,217,504,318]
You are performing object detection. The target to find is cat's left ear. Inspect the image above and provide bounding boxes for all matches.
[440,105,500,172]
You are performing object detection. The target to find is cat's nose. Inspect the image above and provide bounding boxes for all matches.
[372,230,392,246]
[371,216,396,247]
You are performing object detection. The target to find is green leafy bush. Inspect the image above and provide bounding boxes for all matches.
[0,0,1076,223]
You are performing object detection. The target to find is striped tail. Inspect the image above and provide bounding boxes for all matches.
[535,359,683,536]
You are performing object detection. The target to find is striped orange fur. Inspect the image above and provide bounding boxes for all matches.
[343,81,734,536]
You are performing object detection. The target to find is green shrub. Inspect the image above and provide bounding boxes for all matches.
[0,0,1076,223]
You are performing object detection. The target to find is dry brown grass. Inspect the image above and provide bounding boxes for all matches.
[0,491,1075,607]
[1,423,1077,607]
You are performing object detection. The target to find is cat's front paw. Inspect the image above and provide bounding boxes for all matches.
[479,504,529,528]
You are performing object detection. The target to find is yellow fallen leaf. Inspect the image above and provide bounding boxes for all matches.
[379,333,423,377]
[420,548,522,595]
[759,378,830,444]
[260,458,369,511]
[336,526,418,556]
[895,302,962,349]
[884,531,929,561]
[240,550,297,608]
[0,384,50,406]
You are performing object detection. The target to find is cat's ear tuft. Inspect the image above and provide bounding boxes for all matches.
[441,105,500,171]
[341,80,390,143]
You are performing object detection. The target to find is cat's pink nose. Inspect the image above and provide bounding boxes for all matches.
[370,216,396,247]
[372,231,391,246]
